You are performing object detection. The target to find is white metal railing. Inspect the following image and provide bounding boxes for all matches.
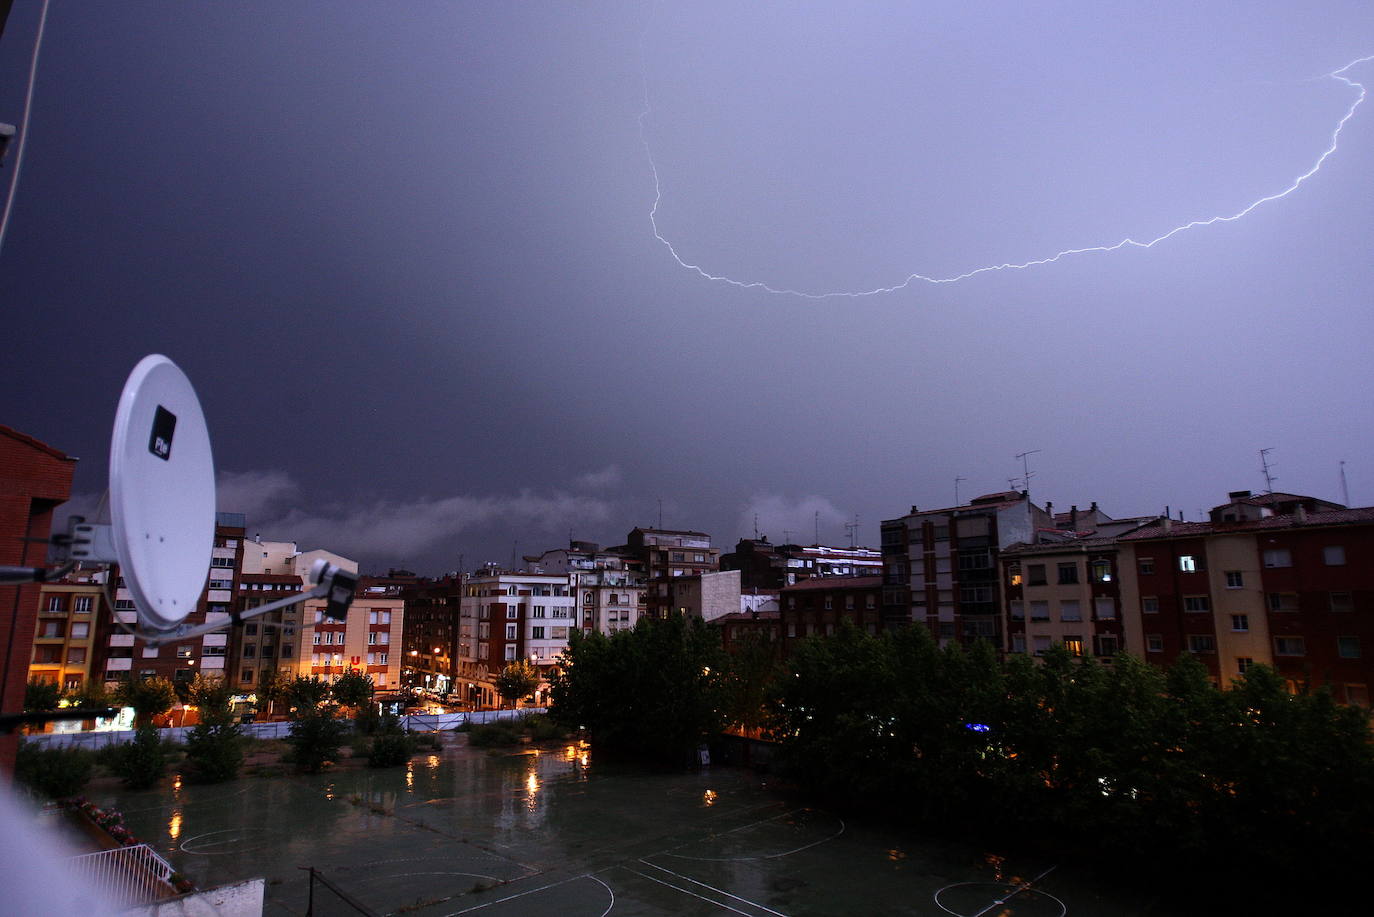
[25,707,548,747]
[67,843,179,907]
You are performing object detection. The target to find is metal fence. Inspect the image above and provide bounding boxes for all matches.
[67,843,179,907]
[24,707,548,749]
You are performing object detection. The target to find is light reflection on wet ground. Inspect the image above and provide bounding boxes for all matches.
[96,736,1173,916]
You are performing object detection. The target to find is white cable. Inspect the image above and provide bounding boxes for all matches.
[0,0,52,257]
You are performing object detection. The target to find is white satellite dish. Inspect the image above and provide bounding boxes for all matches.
[2,353,357,646]
[108,354,215,631]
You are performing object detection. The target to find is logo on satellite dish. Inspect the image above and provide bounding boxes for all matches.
[148,405,177,461]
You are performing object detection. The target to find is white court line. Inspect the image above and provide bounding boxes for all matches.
[443,874,599,917]
[639,860,789,917]
[621,866,759,917]
[654,806,805,857]
[661,816,846,861]
[586,874,617,917]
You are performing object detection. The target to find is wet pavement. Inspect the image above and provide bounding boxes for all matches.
[95,736,1177,916]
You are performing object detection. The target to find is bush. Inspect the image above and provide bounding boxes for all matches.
[468,719,525,748]
[24,678,61,712]
[366,731,416,767]
[109,725,168,789]
[184,720,243,783]
[523,714,566,742]
[354,705,383,737]
[288,708,346,773]
[14,742,93,800]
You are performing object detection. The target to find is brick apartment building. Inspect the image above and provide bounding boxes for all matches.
[401,575,466,695]
[31,569,111,694]
[882,491,1052,646]
[721,538,882,590]
[611,528,719,618]
[778,575,883,656]
[1117,492,1374,704]
[459,572,576,707]
[0,425,76,775]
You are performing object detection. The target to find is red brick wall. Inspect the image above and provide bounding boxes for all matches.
[0,428,77,779]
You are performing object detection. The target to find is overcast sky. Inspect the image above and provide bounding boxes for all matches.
[3,1,1373,575]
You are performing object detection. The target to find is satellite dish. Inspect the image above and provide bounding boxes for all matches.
[3,353,357,646]
[108,354,215,632]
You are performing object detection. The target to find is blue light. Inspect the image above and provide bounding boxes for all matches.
[965,723,991,733]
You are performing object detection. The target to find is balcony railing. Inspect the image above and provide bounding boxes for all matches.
[67,844,181,907]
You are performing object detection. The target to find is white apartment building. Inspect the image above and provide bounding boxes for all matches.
[460,572,577,707]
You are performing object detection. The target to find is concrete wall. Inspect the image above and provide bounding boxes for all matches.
[131,879,264,917]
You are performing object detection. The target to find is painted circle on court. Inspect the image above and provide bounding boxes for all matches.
[935,881,1067,917]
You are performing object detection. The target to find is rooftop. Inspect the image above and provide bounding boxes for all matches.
[780,575,883,592]
[1122,507,1374,541]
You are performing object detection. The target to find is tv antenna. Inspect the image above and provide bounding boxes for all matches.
[1014,450,1041,498]
[1260,448,1277,495]
[814,510,820,545]
[954,476,967,507]
[1339,460,1350,506]
[1,355,356,645]
[843,515,860,549]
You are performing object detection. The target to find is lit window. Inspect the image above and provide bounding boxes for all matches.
[1063,636,1084,657]
[1178,555,1198,573]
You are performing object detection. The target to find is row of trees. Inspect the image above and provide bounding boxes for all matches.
[551,616,1374,886]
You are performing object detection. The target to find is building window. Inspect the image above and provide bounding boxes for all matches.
[211,557,235,567]
[1224,571,1243,589]
[1262,549,1292,568]
[39,620,63,638]
[824,597,833,610]
[1011,633,1026,654]
[1186,635,1215,654]
[1032,636,1051,656]
[1178,555,1200,573]
[73,596,92,613]
[1094,635,1120,657]
[1183,595,1210,613]
[1063,636,1084,657]
[1274,636,1306,656]
[1059,600,1082,622]
[1029,601,1049,622]
[282,644,293,658]
[1146,634,1164,653]
[1090,560,1112,583]
[959,551,993,571]
[378,653,388,665]
[960,586,993,604]
[45,595,64,612]
[1231,614,1249,632]
[241,669,254,683]
[507,606,518,619]
[1138,557,1155,576]
[368,632,377,645]
[504,645,517,661]
[1338,636,1361,659]
[1330,592,1353,613]
[1268,592,1299,613]
[208,579,232,589]
[531,626,545,639]
[1237,657,1254,675]
[1008,564,1023,586]
[1142,596,1159,614]
[1057,563,1079,585]
[1009,601,1024,621]
[242,645,255,658]
[786,623,796,638]
[1027,565,1047,586]
[1093,598,1116,621]
[505,623,517,640]
[1323,545,1346,566]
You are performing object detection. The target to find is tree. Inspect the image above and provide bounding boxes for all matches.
[287,706,346,774]
[495,661,539,708]
[257,668,290,717]
[184,674,243,783]
[720,628,781,733]
[65,681,112,711]
[117,676,177,727]
[285,675,331,714]
[24,678,61,712]
[332,670,375,709]
[110,724,167,789]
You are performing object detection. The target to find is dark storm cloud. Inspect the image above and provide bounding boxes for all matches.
[4,1,1374,573]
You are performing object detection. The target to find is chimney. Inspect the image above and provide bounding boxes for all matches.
[1070,505,1078,528]
[1090,501,1098,513]
[1045,501,1053,517]
[911,505,919,514]
[1162,517,1172,533]
[1295,505,1308,523]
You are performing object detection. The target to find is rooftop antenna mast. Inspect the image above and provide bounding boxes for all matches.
[1260,448,1277,495]
[753,513,759,539]
[1340,460,1351,506]
[844,515,860,549]
[955,476,967,507]
[1014,450,1041,498]
[782,529,792,545]
[814,510,820,545]
[657,498,663,529]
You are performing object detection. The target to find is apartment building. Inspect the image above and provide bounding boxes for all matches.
[668,569,742,622]
[1118,493,1374,704]
[721,538,882,590]
[527,542,648,636]
[611,528,719,617]
[459,572,577,707]
[882,491,1052,646]
[400,575,468,695]
[31,569,110,694]
[300,574,405,690]
[779,575,883,655]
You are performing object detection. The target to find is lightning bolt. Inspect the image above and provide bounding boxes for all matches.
[639,55,1374,299]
